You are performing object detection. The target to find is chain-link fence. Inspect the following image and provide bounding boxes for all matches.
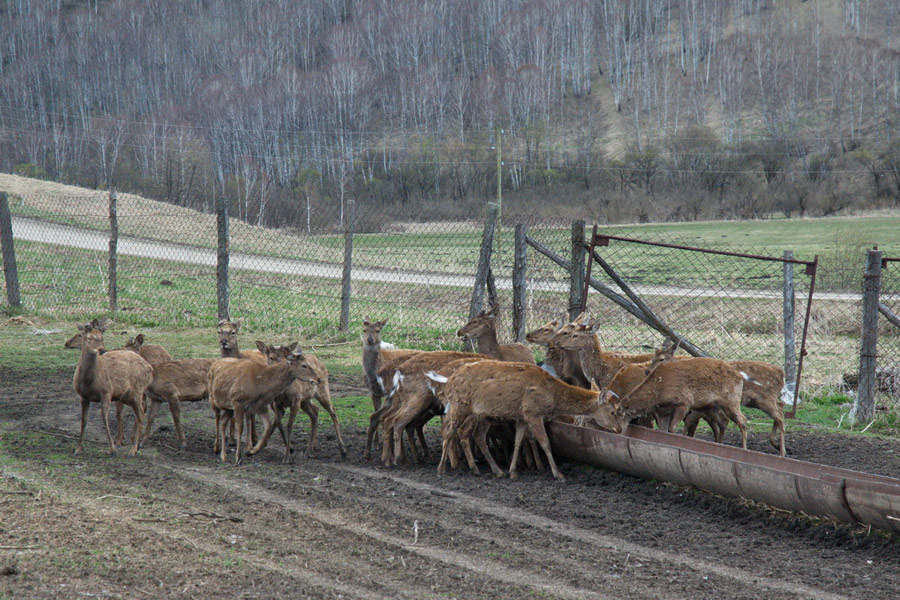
[1,185,897,399]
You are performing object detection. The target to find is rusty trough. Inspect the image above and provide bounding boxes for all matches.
[548,422,900,535]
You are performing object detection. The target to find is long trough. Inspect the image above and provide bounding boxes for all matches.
[548,422,900,535]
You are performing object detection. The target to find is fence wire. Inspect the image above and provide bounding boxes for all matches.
[0,188,895,397]
[877,257,900,401]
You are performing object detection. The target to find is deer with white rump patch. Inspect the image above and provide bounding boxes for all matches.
[434,360,622,481]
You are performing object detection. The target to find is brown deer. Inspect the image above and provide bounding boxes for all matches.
[124,334,174,364]
[139,358,216,450]
[437,360,622,481]
[361,318,421,411]
[207,341,320,464]
[249,343,347,461]
[457,304,535,364]
[682,360,786,455]
[376,350,484,466]
[217,319,266,363]
[525,316,590,387]
[72,319,152,457]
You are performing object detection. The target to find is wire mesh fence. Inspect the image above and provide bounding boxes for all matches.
[1,186,897,399]
[876,256,900,401]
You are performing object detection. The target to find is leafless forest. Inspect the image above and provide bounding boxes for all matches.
[1,0,899,228]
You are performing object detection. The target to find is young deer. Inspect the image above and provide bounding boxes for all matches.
[124,334,174,365]
[361,318,421,412]
[457,304,535,364]
[682,360,786,455]
[525,317,590,387]
[217,319,266,363]
[377,350,484,466]
[436,360,622,481]
[249,343,347,462]
[72,319,152,457]
[207,342,320,464]
[140,358,216,450]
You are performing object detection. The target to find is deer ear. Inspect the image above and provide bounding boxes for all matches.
[285,341,299,353]
[377,319,387,327]
[233,319,241,331]
[590,378,600,392]
[363,317,371,326]
[134,334,144,345]
[77,323,86,333]
[255,340,268,353]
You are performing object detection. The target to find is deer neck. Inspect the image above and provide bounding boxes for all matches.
[255,360,297,398]
[474,326,501,357]
[555,384,602,417]
[363,341,383,386]
[74,347,102,393]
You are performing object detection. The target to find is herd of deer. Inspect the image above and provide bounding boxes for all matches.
[64,304,786,483]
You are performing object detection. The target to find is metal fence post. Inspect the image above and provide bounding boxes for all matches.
[0,192,20,308]
[783,250,797,394]
[856,248,882,423]
[216,196,230,321]
[512,223,527,342]
[569,220,586,321]
[108,189,118,311]
[339,199,356,332]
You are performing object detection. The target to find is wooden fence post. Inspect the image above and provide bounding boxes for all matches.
[782,250,797,395]
[0,192,21,308]
[466,203,499,350]
[339,199,356,332]
[856,248,882,423]
[216,196,230,321]
[512,223,527,342]
[569,220,586,321]
[108,189,118,312]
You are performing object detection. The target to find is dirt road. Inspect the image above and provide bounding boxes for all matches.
[1,370,898,599]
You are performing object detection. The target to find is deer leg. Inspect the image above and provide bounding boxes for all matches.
[75,398,90,456]
[233,406,245,465]
[100,396,116,456]
[526,416,564,482]
[528,438,544,471]
[316,390,347,459]
[114,401,125,446]
[247,410,273,457]
[213,408,221,455]
[140,397,162,447]
[170,399,187,450]
[300,399,319,458]
[248,405,279,457]
[365,399,393,461]
[437,418,456,476]
[719,401,749,450]
[508,421,529,480]
[473,419,504,478]
[683,410,702,437]
[667,405,691,434]
[126,396,143,457]
[457,416,480,476]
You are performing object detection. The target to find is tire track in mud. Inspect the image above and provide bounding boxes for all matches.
[162,464,616,600]
[327,464,853,600]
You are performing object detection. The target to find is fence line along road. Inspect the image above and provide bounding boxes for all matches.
[12,216,863,302]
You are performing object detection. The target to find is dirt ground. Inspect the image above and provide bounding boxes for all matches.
[1,369,899,600]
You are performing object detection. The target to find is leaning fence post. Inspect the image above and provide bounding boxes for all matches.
[512,223,527,342]
[0,192,21,308]
[108,189,118,312]
[216,196,230,321]
[569,220,586,321]
[466,202,499,351]
[856,248,882,424]
[339,199,356,332]
[782,250,797,396]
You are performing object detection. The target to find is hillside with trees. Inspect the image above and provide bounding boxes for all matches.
[1,0,899,228]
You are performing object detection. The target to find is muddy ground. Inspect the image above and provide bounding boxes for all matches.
[1,369,899,599]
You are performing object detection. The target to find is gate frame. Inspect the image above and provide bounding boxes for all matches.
[581,225,819,418]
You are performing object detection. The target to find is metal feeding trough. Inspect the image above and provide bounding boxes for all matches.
[548,422,900,535]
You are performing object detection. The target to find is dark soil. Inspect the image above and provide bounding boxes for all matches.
[1,370,898,600]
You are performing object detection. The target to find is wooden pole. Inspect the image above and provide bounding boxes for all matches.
[569,220,586,321]
[108,189,118,312]
[466,203,499,351]
[512,223,527,342]
[339,199,356,332]
[856,248,882,423]
[0,192,20,308]
[216,196,230,321]
[782,250,797,393]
